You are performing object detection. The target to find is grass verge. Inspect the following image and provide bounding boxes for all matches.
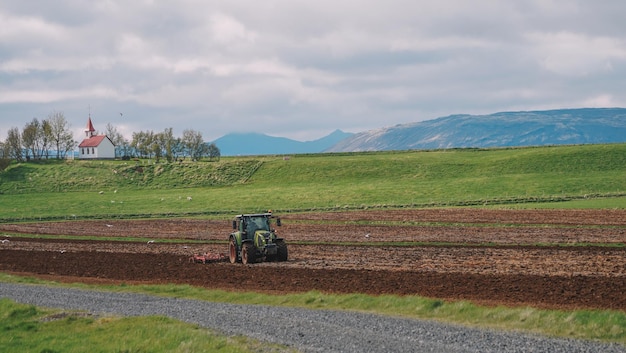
[1,273,624,346]
[0,298,295,353]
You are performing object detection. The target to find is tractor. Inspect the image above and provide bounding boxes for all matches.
[228,212,288,264]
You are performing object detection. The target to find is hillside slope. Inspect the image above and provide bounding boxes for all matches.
[326,108,626,152]
[0,159,263,194]
[1,144,625,219]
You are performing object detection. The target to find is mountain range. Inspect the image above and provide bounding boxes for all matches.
[213,108,626,156]
[213,129,353,156]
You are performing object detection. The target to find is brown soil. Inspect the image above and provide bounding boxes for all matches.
[1,209,625,311]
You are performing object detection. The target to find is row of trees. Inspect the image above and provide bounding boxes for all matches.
[1,111,220,165]
[106,125,220,162]
[2,111,75,162]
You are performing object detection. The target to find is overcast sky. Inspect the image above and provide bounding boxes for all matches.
[1,1,625,143]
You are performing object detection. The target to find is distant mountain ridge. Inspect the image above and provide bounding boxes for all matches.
[214,129,352,156]
[213,108,626,156]
[325,108,626,152]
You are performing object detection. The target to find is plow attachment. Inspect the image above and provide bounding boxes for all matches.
[189,252,227,264]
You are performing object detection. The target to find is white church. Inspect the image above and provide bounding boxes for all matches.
[78,116,116,159]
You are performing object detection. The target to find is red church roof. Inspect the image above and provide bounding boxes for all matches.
[85,117,95,132]
[78,135,108,148]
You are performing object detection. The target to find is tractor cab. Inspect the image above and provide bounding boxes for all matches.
[233,213,280,240]
[229,212,286,264]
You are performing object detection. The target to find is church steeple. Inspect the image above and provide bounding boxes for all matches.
[85,116,96,138]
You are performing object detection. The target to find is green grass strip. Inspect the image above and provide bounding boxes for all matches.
[2,273,624,345]
[0,298,296,353]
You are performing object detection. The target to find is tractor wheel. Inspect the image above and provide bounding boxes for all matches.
[276,239,288,262]
[229,237,238,264]
[241,242,257,265]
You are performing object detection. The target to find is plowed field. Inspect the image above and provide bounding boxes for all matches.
[1,209,625,311]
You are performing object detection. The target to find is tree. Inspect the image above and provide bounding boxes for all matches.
[105,123,130,158]
[162,127,175,163]
[0,158,10,171]
[61,131,77,159]
[130,131,141,157]
[21,118,40,160]
[171,137,185,161]
[151,136,162,162]
[0,137,8,170]
[182,129,205,161]
[154,128,175,163]
[5,127,24,162]
[47,111,75,159]
[21,118,55,159]
[131,130,155,158]
[207,142,221,161]
[41,119,52,159]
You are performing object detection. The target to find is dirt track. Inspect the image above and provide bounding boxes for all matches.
[1,209,625,311]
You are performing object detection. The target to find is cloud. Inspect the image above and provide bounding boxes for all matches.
[209,12,257,44]
[1,1,625,142]
[527,31,626,76]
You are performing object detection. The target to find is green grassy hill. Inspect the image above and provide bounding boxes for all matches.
[0,159,264,193]
[1,144,625,220]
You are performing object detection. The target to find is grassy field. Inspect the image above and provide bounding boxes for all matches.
[2,144,626,349]
[1,143,625,221]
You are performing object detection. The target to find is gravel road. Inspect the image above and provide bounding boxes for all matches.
[1,283,624,353]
